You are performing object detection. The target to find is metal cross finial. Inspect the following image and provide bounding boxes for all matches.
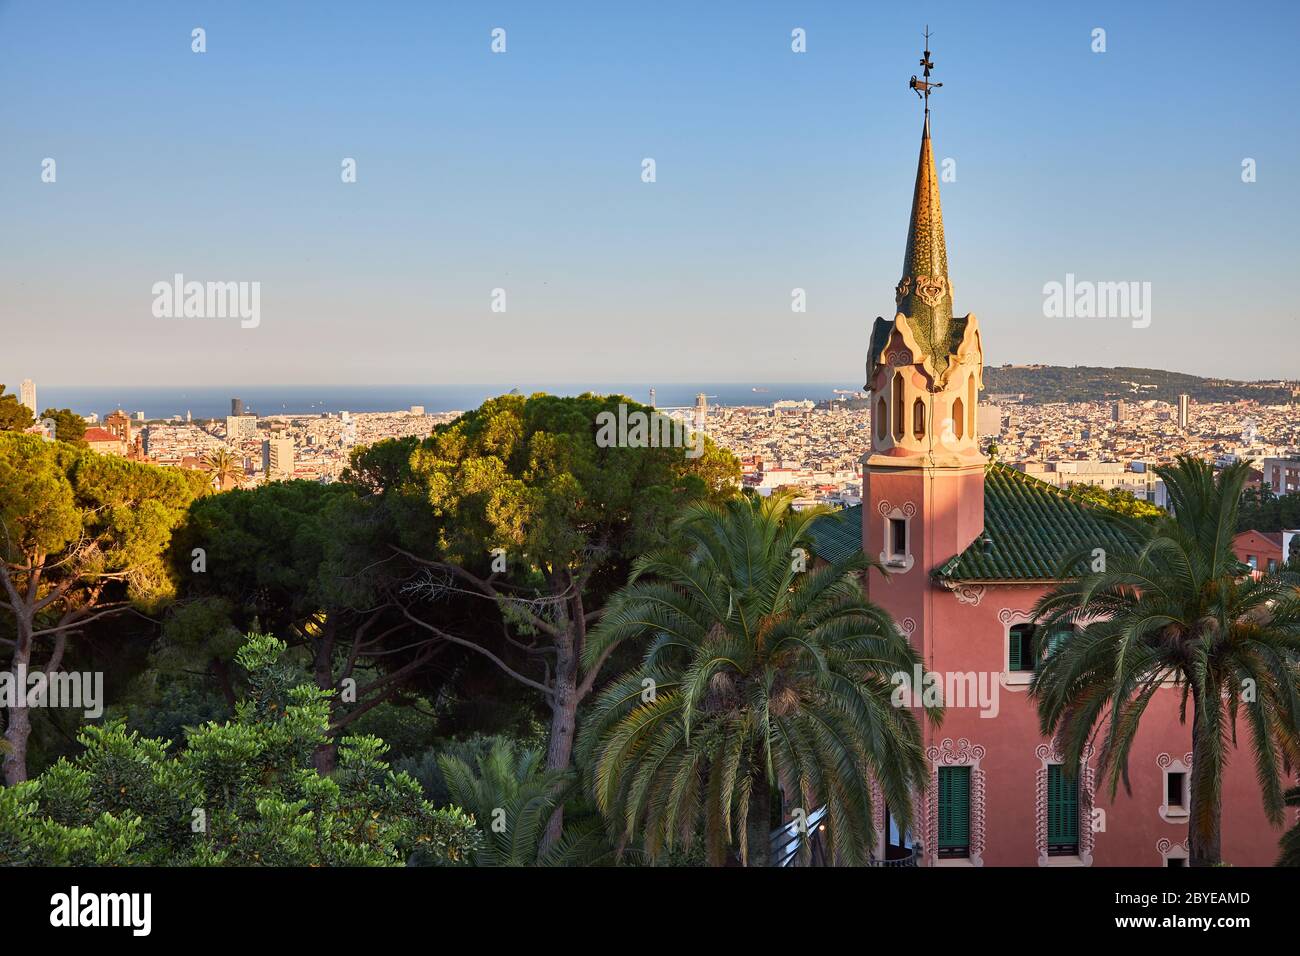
[909,26,942,118]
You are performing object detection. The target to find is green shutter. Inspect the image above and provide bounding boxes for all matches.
[1047,764,1079,845]
[938,766,971,850]
[1008,630,1021,671]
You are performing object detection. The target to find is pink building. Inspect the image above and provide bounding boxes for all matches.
[807,109,1284,867]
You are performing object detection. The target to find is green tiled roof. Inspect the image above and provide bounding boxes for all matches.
[806,504,863,565]
[936,463,1139,582]
[805,465,1140,582]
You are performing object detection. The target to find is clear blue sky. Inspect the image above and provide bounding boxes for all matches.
[2,0,1296,387]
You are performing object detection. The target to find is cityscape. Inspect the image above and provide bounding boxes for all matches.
[8,374,1298,507]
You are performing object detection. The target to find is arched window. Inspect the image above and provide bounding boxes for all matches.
[892,373,905,440]
[876,397,887,442]
[952,397,965,440]
[967,375,977,437]
[912,398,926,440]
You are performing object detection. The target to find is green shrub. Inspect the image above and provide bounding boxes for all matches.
[0,635,478,866]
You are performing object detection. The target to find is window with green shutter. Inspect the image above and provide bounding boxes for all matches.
[1009,624,1035,672]
[1047,764,1079,855]
[937,765,971,858]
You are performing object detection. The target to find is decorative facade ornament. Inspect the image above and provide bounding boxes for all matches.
[886,347,914,367]
[953,584,985,607]
[894,277,912,301]
[913,274,950,308]
[923,738,987,867]
[1156,838,1189,866]
[1034,741,1095,866]
[877,500,917,518]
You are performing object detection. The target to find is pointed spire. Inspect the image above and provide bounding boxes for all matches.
[895,114,955,378]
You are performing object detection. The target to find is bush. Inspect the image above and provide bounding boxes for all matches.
[0,635,478,866]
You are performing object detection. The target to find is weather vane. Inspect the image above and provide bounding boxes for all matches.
[908,26,942,118]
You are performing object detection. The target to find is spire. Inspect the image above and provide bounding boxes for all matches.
[894,109,955,380]
[866,29,977,390]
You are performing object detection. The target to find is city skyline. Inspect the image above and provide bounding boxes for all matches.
[3,0,1297,386]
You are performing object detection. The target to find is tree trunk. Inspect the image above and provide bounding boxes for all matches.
[1187,683,1222,866]
[312,624,339,775]
[746,771,773,867]
[539,634,578,853]
[2,626,33,786]
[211,657,237,713]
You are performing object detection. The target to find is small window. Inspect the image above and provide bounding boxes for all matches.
[890,518,907,559]
[912,398,926,440]
[1009,624,1036,672]
[1166,857,1186,868]
[937,765,971,858]
[1167,771,1186,810]
[1268,558,1278,574]
[892,373,905,440]
[1247,555,1258,569]
[876,397,887,442]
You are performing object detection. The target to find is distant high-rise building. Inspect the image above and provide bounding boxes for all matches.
[694,392,708,432]
[135,411,145,422]
[409,405,425,415]
[1112,400,1128,423]
[19,379,36,414]
[231,398,244,416]
[1177,393,1190,430]
[649,387,656,409]
[262,437,294,480]
[185,409,192,423]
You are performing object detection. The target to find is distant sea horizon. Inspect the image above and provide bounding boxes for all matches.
[35,383,862,420]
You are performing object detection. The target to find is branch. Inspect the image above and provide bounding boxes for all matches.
[396,603,552,697]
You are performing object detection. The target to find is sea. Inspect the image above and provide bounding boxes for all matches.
[36,383,862,421]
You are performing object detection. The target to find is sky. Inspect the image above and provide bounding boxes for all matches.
[1,0,1297,388]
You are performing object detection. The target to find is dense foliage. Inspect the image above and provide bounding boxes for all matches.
[579,493,936,866]
[0,635,478,866]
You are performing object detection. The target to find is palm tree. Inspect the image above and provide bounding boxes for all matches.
[439,738,609,866]
[203,447,244,491]
[1031,457,1300,866]
[577,492,936,866]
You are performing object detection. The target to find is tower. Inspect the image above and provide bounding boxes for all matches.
[19,379,36,414]
[863,35,985,662]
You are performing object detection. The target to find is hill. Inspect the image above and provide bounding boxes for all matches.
[981,366,1297,406]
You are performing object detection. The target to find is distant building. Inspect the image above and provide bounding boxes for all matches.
[231,398,244,416]
[262,437,294,480]
[104,409,132,445]
[409,405,425,415]
[1233,530,1283,575]
[84,426,127,456]
[225,415,258,441]
[694,393,707,432]
[19,379,36,414]
[1112,400,1128,422]
[1262,457,1300,495]
[1177,394,1190,430]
